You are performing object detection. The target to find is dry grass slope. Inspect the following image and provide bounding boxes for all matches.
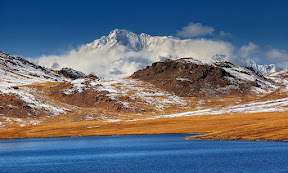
[0,111,287,141]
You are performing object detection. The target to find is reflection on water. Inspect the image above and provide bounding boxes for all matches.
[0,134,287,173]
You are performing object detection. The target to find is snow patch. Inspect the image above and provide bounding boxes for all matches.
[64,77,188,111]
[0,87,65,116]
[155,97,288,118]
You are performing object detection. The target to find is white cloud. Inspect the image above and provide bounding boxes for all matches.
[266,49,288,61]
[266,48,288,69]
[37,30,233,78]
[176,22,215,37]
[239,42,259,58]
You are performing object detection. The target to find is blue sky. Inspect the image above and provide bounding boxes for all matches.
[1,0,288,64]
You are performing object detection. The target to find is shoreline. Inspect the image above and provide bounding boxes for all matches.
[0,132,287,142]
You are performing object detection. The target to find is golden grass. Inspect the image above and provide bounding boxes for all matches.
[20,81,63,88]
[0,111,287,141]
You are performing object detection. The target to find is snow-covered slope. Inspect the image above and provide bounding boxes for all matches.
[38,29,275,78]
[0,51,68,119]
[62,78,187,112]
[265,69,288,86]
[181,58,275,89]
[0,51,63,87]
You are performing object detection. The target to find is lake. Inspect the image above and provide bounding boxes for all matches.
[0,134,287,172]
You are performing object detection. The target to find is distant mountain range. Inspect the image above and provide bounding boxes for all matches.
[37,29,276,78]
[242,59,276,74]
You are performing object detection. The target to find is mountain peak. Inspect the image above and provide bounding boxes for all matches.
[86,29,147,52]
[108,28,131,35]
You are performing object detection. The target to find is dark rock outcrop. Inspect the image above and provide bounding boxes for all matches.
[131,58,273,97]
[58,68,87,80]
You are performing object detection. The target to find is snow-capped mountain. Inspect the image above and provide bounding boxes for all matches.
[38,29,276,78]
[37,29,234,78]
[83,29,150,52]
[241,59,276,74]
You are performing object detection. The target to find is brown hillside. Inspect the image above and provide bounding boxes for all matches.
[0,93,47,118]
[131,58,270,97]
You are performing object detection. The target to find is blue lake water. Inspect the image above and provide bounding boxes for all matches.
[0,134,287,173]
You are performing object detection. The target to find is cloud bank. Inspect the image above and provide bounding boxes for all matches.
[239,42,259,58]
[37,29,234,78]
[266,48,288,69]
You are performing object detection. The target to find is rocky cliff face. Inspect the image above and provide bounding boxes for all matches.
[131,58,275,97]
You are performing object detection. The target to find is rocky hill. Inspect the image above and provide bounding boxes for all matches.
[58,68,87,80]
[131,58,275,97]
